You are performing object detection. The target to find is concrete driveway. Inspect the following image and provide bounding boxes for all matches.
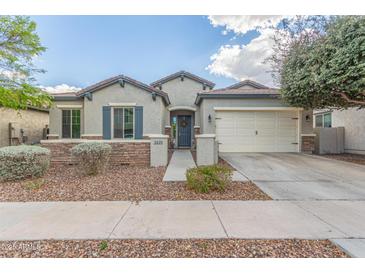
[220,153,365,200]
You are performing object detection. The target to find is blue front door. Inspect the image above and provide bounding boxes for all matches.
[178,115,192,147]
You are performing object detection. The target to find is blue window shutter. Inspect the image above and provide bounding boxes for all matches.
[135,106,143,139]
[102,106,111,139]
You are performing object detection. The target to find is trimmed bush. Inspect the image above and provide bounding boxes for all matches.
[0,145,50,182]
[186,165,232,193]
[71,142,112,175]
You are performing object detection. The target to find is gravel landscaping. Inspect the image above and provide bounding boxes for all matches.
[0,239,348,258]
[321,153,365,166]
[0,166,270,202]
[218,157,236,171]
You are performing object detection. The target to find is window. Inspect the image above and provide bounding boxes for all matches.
[323,113,332,128]
[171,116,177,138]
[315,113,332,128]
[315,115,323,127]
[113,107,134,139]
[62,109,80,138]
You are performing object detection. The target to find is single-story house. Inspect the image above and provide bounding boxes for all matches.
[314,108,365,155]
[0,106,49,147]
[46,71,314,165]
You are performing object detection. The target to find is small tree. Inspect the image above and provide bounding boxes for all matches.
[269,16,365,109]
[0,16,52,110]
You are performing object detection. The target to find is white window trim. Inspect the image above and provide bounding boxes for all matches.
[57,105,83,109]
[62,109,81,139]
[108,103,137,107]
[111,107,135,139]
[315,113,332,128]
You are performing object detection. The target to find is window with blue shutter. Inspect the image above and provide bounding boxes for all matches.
[113,107,134,139]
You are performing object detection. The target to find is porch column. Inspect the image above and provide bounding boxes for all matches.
[149,134,169,167]
[164,110,172,148]
[196,134,218,166]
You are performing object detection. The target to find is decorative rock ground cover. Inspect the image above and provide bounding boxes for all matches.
[0,239,348,258]
[321,153,365,166]
[0,166,270,202]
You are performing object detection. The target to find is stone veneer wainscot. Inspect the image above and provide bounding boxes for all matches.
[41,139,150,166]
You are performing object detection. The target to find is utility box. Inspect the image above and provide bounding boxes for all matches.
[196,134,218,166]
[314,127,345,154]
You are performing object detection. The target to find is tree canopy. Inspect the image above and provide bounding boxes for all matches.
[0,16,52,110]
[269,16,365,109]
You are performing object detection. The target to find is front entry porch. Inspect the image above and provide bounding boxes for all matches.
[167,107,199,149]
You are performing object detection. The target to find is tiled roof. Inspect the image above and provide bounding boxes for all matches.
[195,88,280,104]
[51,92,78,96]
[150,70,215,88]
[199,88,279,95]
[226,79,270,89]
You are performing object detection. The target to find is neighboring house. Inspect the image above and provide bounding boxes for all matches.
[314,108,365,155]
[48,71,314,155]
[0,106,49,147]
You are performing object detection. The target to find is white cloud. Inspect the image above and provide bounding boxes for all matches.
[39,84,81,94]
[208,15,288,35]
[206,28,276,87]
[0,70,26,80]
[206,16,294,87]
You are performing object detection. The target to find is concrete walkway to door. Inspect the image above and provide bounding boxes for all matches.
[163,150,196,181]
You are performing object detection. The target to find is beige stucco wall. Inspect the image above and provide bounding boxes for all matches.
[83,82,165,136]
[301,109,314,134]
[0,107,49,147]
[199,98,313,135]
[160,77,206,126]
[161,77,206,108]
[49,100,84,137]
[331,108,365,154]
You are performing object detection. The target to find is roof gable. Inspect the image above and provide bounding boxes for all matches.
[71,75,170,104]
[227,80,269,89]
[150,71,215,89]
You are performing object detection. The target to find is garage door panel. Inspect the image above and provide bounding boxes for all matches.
[216,127,234,136]
[216,120,234,128]
[215,110,299,153]
[255,112,274,118]
[278,119,297,128]
[277,137,297,145]
[277,128,297,137]
[236,120,255,128]
[278,111,296,118]
[219,143,256,153]
[276,144,298,152]
[256,120,276,128]
[257,128,276,136]
[236,112,255,118]
[236,129,255,136]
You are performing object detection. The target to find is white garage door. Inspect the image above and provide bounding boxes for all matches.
[216,111,299,152]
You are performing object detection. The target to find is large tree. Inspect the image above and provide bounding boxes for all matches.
[0,16,52,110]
[269,16,365,109]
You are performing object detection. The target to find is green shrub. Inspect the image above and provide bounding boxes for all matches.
[0,145,50,182]
[186,165,232,193]
[24,179,46,190]
[99,240,108,251]
[71,142,112,176]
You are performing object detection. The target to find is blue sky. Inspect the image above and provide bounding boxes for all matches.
[31,16,282,92]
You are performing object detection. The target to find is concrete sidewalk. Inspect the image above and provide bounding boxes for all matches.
[1,200,365,242]
[163,150,196,181]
